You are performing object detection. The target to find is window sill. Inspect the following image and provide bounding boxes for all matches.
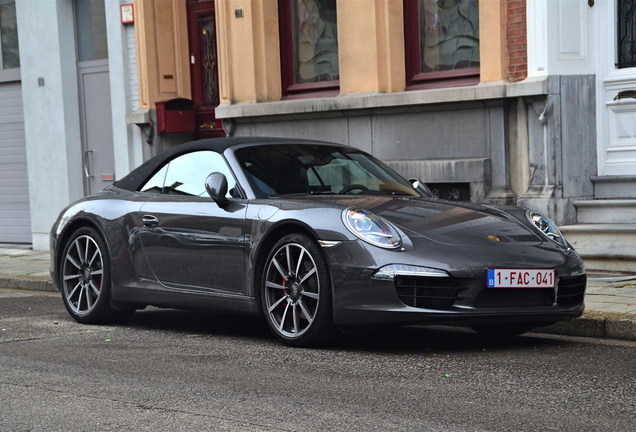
[215,76,556,120]
[0,68,21,83]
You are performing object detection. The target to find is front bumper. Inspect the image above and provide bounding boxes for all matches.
[324,239,586,328]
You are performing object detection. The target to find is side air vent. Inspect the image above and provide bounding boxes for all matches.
[395,276,468,310]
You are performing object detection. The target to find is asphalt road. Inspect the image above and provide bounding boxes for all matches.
[1,288,635,432]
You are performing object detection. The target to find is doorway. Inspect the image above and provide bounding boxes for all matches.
[187,0,225,139]
[597,1,636,176]
[75,0,116,194]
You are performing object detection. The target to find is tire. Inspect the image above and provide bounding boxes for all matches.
[261,233,335,347]
[470,323,535,339]
[60,227,126,324]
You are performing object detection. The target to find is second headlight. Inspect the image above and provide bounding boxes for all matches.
[526,210,568,248]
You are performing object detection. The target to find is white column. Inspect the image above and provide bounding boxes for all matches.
[16,0,83,250]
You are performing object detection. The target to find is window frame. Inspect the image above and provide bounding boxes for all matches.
[0,67,20,82]
[403,0,480,90]
[278,0,340,99]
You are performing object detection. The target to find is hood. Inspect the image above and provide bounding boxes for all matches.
[375,198,542,247]
[283,195,544,247]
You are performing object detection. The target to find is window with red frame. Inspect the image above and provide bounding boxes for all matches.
[404,0,480,89]
[278,0,339,98]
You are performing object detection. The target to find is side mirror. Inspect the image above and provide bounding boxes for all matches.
[205,172,228,208]
[409,178,433,198]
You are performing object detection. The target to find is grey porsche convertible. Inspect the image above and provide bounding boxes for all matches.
[50,137,586,346]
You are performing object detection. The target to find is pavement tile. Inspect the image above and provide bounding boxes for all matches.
[585,295,636,305]
[601,304,636,314]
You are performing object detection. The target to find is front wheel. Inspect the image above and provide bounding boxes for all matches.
[60,227,127,324]
[261,233,335,347]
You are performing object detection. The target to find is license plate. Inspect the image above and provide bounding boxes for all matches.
[487,269,555,288]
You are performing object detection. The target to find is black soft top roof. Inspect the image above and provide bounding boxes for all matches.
[114,136,343,191]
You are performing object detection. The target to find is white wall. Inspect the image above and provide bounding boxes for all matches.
[17,0,143,250]
[527,0,597,77]
[16,0,84,250]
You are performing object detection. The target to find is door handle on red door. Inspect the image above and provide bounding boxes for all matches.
[142,215,159,228]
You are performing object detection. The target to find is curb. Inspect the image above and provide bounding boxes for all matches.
[1,275,635,342]
[536,311,636,341]
[0,275,57,293]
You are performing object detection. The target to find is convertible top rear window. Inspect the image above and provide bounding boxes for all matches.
[234,144,418,198]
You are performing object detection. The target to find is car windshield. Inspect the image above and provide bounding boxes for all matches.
[234,144,419,198]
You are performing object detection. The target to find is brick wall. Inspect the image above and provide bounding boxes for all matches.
[506,0,527,81]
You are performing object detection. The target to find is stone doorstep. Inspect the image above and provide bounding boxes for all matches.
[575,250,636,273]
[573,199,636,224]
[591,175,636,199]
[559,224,636,252]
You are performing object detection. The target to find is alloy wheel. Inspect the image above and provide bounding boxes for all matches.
[62,234,104,316]
[263,241,321,339]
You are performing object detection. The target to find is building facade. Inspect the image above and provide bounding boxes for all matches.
[6,0,145,249]
[2,0,635,270]
[213,0,598,225]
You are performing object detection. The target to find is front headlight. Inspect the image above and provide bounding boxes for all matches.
[526,210,568,247]
[343,208,402,249]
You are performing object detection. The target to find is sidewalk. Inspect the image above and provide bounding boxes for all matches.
[1,245,635,341]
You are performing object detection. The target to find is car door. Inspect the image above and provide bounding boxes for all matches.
[137,150,247,294]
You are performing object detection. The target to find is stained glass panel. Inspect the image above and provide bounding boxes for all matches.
[291,0,339,84]
[418,0,479,73]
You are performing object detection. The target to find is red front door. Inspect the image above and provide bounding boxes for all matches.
[187,0,225,139]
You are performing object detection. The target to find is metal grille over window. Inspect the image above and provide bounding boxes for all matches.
[618,0,636,69]
[200,16,219,106]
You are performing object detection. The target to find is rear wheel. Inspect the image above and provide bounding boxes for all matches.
[261,233,335,347]
[60,227,127,323]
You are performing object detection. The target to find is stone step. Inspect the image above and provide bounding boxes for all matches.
[573,250,636,273]
[560,224,636,251]
[560,224,636,272]
[592,175,636,199]
[573,199,636,224]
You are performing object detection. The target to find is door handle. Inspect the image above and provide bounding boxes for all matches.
[142,215,159,228]
[83,149,94,178]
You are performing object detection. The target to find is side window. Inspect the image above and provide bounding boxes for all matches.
[141,165,168,194]
[139,151,236,197]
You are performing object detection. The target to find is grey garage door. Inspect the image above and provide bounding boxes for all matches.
[0,81,31,244]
